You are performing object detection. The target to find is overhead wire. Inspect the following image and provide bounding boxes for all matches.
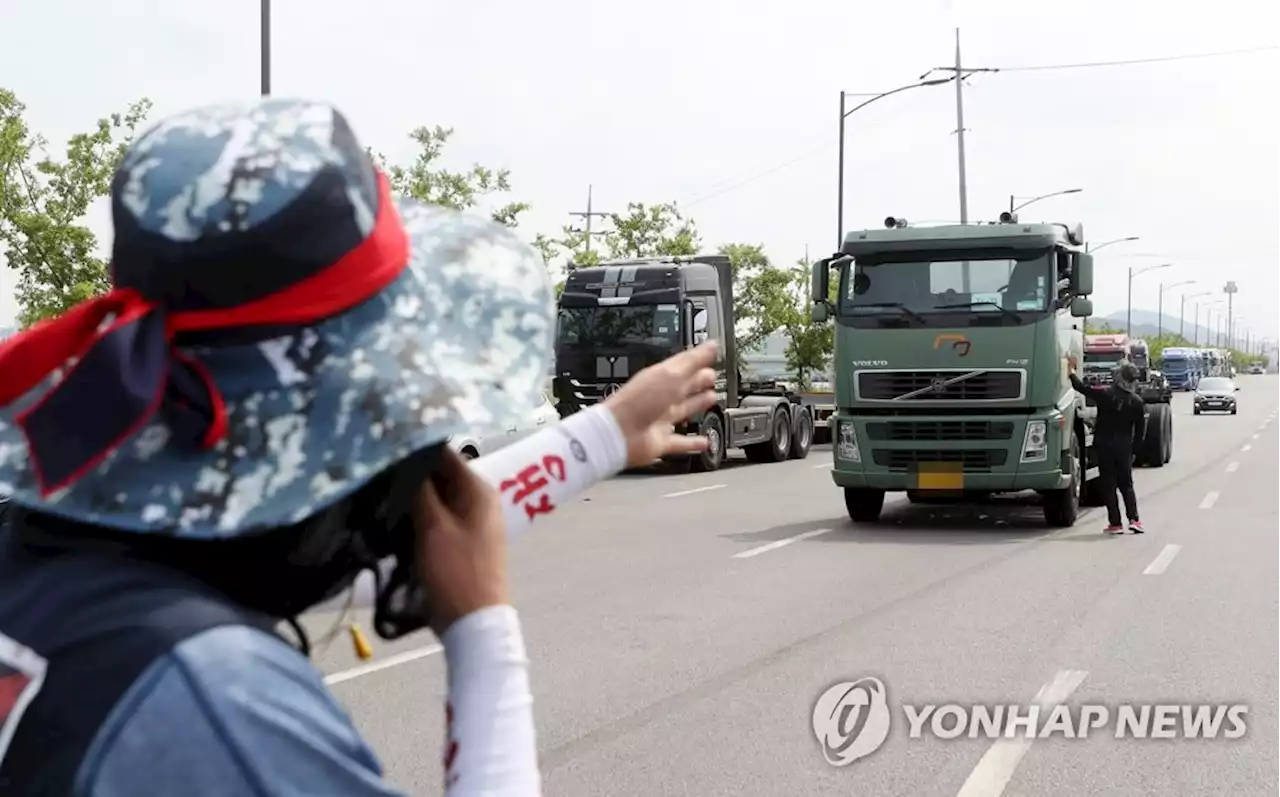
[675,43,1278,209]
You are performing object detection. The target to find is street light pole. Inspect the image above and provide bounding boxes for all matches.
[837,77,956,248]
[1127,263,1171,337]
[260,0,271,96]
[1157,280,1193,340]
[1180,291,1211,340]
[1009,188,1083,215]
[1085,236,1140,254]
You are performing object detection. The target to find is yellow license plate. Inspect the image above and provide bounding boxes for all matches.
[914,461,964,490]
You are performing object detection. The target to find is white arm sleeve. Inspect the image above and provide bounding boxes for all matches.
[437,406,628,796]
[467,404,629,540]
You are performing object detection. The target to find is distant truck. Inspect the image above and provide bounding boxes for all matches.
[1160,347,1204,390]
[1082,333,1173,467]
[809,214,1103,528]
[554,255,814,472]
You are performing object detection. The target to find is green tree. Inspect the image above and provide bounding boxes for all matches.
[779,258,836,390]
[604,201,698,259]
[0,90,152,327]
[720,243,789,367]
[370,125,529,227]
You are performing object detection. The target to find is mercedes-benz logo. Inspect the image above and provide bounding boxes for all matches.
[604,383,621,396]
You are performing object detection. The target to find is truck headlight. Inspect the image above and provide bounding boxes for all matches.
[1021,420,1048,463]
[837,421,861,463]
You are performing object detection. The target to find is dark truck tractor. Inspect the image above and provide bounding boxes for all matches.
[553,255,814,472]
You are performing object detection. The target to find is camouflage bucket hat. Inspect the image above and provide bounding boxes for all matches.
[0,99,553,539]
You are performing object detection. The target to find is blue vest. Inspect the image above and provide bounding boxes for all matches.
[0,513,280,796]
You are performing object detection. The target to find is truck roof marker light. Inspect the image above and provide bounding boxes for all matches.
[884,216,909,229]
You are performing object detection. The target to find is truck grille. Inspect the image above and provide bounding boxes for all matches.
[871,449,1009,472]
[857,370,1023,401]
[864,420,1015,442]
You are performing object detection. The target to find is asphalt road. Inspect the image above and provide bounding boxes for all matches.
[311,378,1279,796]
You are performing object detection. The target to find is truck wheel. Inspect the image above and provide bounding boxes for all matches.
[660,456,693,474]
[691,413,725,473]
[745,409,791,463]
[844,488,885,523]
[1042,432,1082,528]
[1140,404,1168,469]
[1163,409,1173,463]
[789,410,813,460]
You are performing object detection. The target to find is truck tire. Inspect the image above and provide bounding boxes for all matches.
[1137,404,1169,468]
[844,488,885,523]
[691,413,725,473]
[745,408,790,463]
[789,410,813,460]
[1043,432,1082,528]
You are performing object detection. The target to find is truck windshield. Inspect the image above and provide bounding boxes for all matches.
[556,304,681,350]
[838,249,1054,326]
[1085,352,1126,366]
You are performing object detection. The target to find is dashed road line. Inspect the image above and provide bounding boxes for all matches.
[1142,544,1182,575]
[324,644,443,685]
[812,462,833,469]
[1198,491,1220,510]
[955,669,1089,797]
[1251,433,1260,440]
[662,484,727,499]
[1226,461,1240,474]
[732,528,832,559]
[1241,444,1252,452]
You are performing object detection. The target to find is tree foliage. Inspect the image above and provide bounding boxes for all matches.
[370,125,530,228]
[778,258,836,389]
[0,89,152,327]
[604,202,698,260]
[719,243,787,367]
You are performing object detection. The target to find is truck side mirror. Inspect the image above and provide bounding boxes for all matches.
[1071,252,1094,296]
[811,260,833,323]
[1070,297,1093,317]
[692,307,709,345]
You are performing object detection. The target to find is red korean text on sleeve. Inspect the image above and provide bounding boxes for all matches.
[498,455,567,521]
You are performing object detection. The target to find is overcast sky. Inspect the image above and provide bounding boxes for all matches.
[2,0,1277,341]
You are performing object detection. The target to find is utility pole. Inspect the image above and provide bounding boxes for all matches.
[953,28,969,229]
[568,185,612,257]
[260,0,271,96]
[1223,281,1237,352]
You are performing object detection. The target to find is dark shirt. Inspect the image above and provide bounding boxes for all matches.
[1070,373,1146,449]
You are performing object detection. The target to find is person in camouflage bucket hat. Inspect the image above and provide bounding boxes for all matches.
[0,98,553,537]
[0,98,723,796]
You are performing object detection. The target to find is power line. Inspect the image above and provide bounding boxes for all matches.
[978,44,1279,73]
[676,43,1277,210]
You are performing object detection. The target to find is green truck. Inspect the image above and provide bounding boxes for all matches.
[809,216,1099,528]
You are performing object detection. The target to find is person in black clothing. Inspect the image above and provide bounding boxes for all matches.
[1068,358,1147,534]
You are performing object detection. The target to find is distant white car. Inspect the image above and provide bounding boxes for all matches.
[449,390,559,460]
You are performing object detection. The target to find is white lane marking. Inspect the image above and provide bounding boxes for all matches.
[1143,544,1182,575]
[662,484,727,499]
[955,669,1089,797]
[813,462,833,469]
[1251,433,1260,440]
[324,644,443,685]
[1226,461,1240,474]
[1198,491,1220,510]
[732,528,832,559]
[1241,444,1252,452]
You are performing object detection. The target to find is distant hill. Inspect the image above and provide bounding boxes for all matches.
[1094,309,1224,346]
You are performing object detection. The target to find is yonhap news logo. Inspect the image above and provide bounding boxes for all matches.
[811,675,1248,766]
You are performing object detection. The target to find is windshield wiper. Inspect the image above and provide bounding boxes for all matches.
[932,300,1021,322]
[852,302,928,325]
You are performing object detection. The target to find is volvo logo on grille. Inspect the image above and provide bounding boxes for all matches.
[604,383,621,396]
[930,377,949,393]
